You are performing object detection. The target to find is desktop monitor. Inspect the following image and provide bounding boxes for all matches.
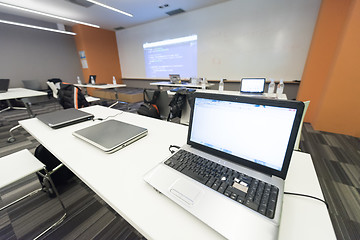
[240,78,266,93]
[169,74,181,84]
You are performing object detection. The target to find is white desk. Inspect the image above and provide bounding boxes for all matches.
[74,83,126,101]
[0,88,47,116]
[19,106,335,240]
[74,83,126,89]
[150,81,214,89]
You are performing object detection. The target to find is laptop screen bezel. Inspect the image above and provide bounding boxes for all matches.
[0,79,10,92]
[186,92,304,180]
[240,78,266,93]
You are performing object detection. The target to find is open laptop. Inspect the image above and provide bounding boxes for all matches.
[144,92,304,239]
[240,78,266,95]
[72,119,148,153]
[0,79,10,93]
[169,74,181,84]
[89,75,97,84]
[37,108,94,129]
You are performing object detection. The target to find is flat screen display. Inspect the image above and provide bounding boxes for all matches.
[143,35,197,78]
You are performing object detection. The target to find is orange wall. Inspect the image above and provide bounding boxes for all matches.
[297,0,352,122]
[297,0,360,137]
[72,25,122,85]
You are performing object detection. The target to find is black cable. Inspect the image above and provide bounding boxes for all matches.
[92,111,124,121]
[169,145,180,154]
[284,191,329,209]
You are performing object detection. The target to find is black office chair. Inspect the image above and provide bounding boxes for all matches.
[58,83,89,109]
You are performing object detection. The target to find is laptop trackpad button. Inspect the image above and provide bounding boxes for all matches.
[170,179,201,206]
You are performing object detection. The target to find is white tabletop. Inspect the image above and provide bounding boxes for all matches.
[0,88,47,100]
[0,149,44,189]
[74,83,126,89]
[150,81,214,89]
[19,106,335,240]
[196,89,288,100]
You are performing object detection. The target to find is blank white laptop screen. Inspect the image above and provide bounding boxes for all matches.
[240,78,266,93]
[190,98,297,171]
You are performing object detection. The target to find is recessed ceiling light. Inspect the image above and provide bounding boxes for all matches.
[86,0,133,17]
[158,4,169,9]
[0,2,99,28]
[0,19,76,35]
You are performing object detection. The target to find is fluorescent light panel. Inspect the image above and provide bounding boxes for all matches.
[86,0,133,17]
[0,19,76,35]
[0,2,99,28]
[143,35,198,48]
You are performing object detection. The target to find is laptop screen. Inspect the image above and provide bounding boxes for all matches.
[240,78,265,93]
[0,79,10,93]
[188,93,304,179]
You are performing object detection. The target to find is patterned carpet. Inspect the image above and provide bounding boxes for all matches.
[299,123,360,240]
[0,99,145,240]
[1,98,359,240]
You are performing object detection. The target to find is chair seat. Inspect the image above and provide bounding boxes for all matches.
[0,149,44,189]
[85,95,100,103]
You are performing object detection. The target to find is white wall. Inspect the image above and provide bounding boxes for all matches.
[116,0,321,81]
[0,17,82,88]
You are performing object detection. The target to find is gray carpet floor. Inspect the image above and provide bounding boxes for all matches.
[299,123,360,240]
[0,99,145,240]
[1,98,359,240]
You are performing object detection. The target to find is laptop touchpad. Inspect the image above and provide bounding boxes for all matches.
[170,179,202,206]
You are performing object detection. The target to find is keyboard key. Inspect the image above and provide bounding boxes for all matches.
[181,168,208,184]
[245,200,259,211]
[167,150,279,219]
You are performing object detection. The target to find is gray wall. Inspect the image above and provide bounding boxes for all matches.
[0,15,82,89]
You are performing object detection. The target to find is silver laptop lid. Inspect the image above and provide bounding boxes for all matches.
[0,79,10,93]
[37,108,94,129]
[169,74,181,84]
[240,78,266,93]
[72,119,148,153]
[187,92,304,179]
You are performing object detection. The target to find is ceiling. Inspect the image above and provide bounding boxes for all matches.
[0,0,228,31]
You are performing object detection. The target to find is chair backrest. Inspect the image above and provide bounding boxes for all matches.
[156,90,171,119]
[58,83,89,109]
[294,100,310,150]
[47,82,59,99]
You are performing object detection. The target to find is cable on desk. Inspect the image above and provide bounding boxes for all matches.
[169,145,180,154]
[284,192,329,209]
[92,111,124,121]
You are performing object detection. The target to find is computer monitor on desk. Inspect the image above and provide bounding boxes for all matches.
[240,78,266,94]
[169,74,181,84]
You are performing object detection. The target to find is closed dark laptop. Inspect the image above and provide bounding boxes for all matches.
[0,79,10,93]
[72,119,148,153]
[37,108,94,129]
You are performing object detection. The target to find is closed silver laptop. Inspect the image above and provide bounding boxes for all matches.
[73,119,148,153]
[144,92,304,240]
[37,108,94,129]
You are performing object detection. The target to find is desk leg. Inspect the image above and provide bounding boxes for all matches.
[0,100,27,113]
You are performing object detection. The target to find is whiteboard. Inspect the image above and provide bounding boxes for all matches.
[116,0,321,81]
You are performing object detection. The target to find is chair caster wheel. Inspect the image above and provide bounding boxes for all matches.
[7,137,16,143]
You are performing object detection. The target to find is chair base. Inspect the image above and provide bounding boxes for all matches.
[0,166,67,239]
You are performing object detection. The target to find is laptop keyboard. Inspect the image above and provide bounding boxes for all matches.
[164,149,279,219]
